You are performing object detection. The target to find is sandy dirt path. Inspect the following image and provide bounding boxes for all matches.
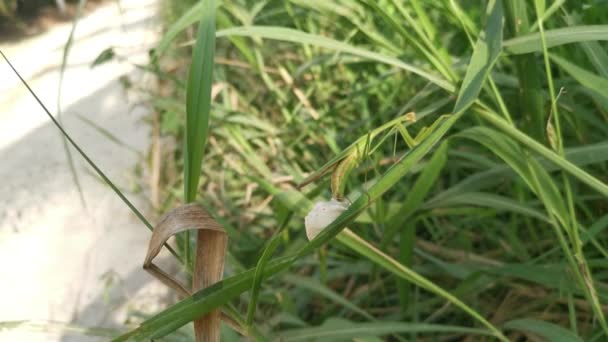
[0,1,175,340]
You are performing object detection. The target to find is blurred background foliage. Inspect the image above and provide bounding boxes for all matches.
[0,0,71,17]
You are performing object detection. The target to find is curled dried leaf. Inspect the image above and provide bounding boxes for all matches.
[143,203,227,342]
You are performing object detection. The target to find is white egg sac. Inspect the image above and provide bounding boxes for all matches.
[304,199,348,241]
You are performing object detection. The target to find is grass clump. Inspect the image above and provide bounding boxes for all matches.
[123,0,608,340]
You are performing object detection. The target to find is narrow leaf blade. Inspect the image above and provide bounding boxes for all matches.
[184,0,217,202]
[453,0,503,114]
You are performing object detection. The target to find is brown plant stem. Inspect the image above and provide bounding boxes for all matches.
[193,228,228,342]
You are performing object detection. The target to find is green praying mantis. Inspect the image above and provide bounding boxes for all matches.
[297,112,451,200]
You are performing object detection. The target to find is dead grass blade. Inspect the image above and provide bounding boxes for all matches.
[143,203,227,341]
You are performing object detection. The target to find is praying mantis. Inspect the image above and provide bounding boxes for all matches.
[298,112,451,200]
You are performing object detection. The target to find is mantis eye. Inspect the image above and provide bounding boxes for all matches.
[304,199,348,241]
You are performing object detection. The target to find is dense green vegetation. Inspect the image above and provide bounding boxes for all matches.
[128,0,608,340]
[6,0,608,340]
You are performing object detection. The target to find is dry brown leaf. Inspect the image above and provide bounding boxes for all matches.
[143,203,228,342]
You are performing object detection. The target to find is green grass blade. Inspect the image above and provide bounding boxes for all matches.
[536,2,606,331]
[456,126,567,221]
[528,0,566,32]
[504,25,608,54]
[337,230,507,341]
[112,257,296,341]
[504,0,546,139]
[245,236,282,326]
[368,0,454,81]
[550,53,608,101]
[475,107,608,197]
[246,212,292,326]
[581,41,608,78]
[278,318,495,341]
[382,141,448,245]
[288,0,399,55]
[410,0,436,41]
[481,263,579,293]
[155,1,204,57]
[184,0,216,202]
[561,11,608,78]
[282,275,373,320]
[397,222,415,314]
[429,141,608,203]
[453,0,503,114]
[504,319,584,342]
[426,191,550,223]
[90,47,116,68]
[215,26,454,92]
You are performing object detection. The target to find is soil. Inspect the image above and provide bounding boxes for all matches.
[0,0,107,43]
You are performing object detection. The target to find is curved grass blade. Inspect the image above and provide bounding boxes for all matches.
[504,0,545,138]
[504,25,608,54]
[428,141,608,204]
[154,1,204,58]
[527,0,566,32]
[278,319,495,341]
[282,274,373,321]
[581,41,608,77]
[246,211,293,326]
[337,229,507,340]
[456,126,567,222]
[504,319,584,342]
[425,191,550,223]
[550,53,608,101]
[366,0,454,82]
[453,0,503,114]
[382,141,448,246]
[475,106,608,197]
[214,26,454,92]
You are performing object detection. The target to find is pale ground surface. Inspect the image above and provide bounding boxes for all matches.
[0,1,177,340]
